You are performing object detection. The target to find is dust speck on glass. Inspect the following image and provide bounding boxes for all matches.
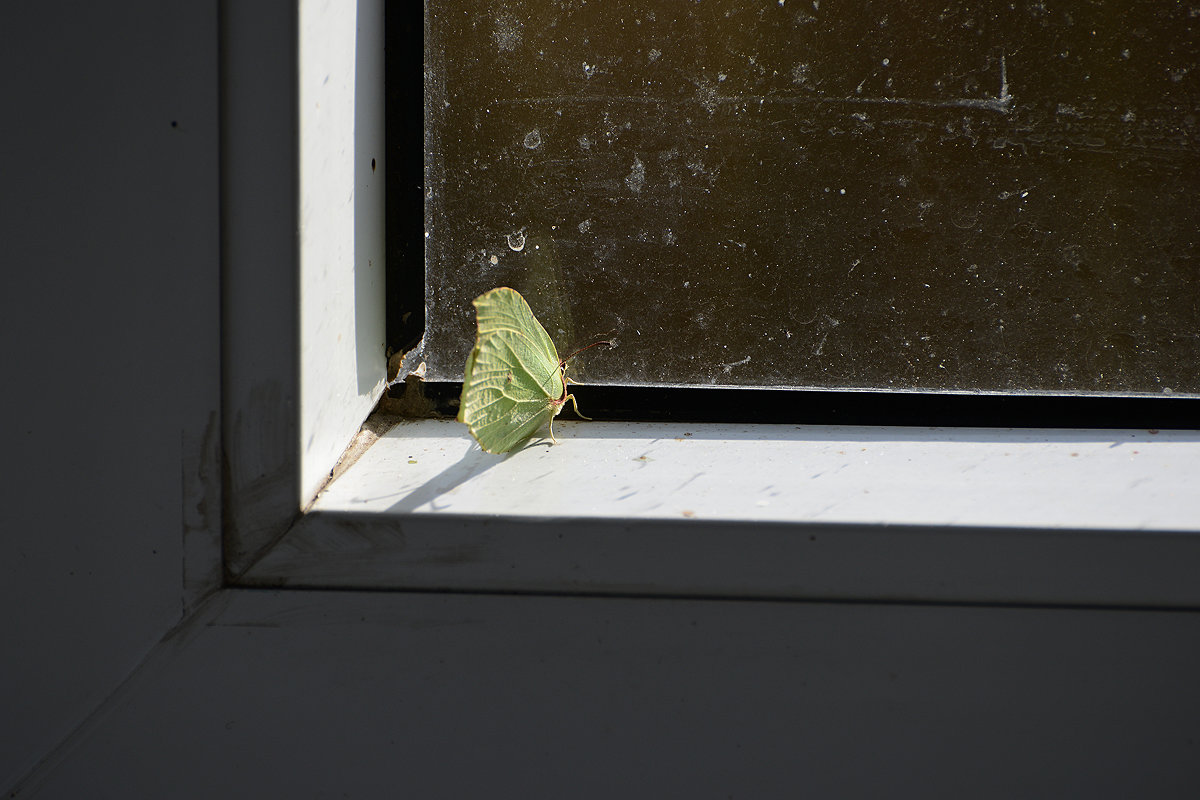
[422,0,1199,395]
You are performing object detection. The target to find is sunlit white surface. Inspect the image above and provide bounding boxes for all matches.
[312,419,1199,531]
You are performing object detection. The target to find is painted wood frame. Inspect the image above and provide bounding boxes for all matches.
[222,0,386,577]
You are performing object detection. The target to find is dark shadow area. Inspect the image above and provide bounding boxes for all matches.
[384,0,425,356]
[401,380,1200,432]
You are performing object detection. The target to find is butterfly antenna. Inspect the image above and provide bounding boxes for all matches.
[560,334,615,367]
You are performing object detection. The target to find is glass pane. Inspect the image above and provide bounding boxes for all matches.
[422,0,1199,395]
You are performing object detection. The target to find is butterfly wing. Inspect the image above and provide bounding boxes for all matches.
[458,287,565,453]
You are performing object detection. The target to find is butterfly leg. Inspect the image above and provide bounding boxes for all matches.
[564,392,592,420]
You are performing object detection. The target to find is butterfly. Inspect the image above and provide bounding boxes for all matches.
[458,287,607,453]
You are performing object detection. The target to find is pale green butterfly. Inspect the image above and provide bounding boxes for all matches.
[458,287,608,453]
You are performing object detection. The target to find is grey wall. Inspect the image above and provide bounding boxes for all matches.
[0,3,220,788]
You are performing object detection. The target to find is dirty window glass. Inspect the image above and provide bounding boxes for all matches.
[420,0,1199,396]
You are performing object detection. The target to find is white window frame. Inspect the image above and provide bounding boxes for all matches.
[221,1,1200,607]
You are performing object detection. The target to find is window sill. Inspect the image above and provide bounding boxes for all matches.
[240,419,1200,608]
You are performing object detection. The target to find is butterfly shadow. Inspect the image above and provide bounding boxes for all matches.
[384,433,542,514]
